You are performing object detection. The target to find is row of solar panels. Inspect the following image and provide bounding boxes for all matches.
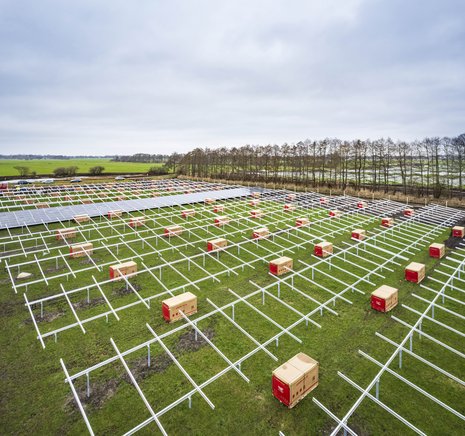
[0,187,254,230]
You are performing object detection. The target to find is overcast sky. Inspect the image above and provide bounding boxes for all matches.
[0,0,464,155]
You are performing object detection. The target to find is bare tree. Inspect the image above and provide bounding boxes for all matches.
[179,134,464,199]
[452,134,465,199]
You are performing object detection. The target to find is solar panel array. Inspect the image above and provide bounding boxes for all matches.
[0,187,252,229]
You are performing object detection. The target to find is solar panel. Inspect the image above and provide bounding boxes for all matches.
[0,188,252,230]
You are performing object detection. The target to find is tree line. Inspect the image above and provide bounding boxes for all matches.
[112,153,170,163]
[177,134,465,199]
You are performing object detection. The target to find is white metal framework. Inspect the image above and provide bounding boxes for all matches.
[1,179,463,435]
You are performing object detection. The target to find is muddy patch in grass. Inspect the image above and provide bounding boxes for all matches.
[113,283,142,297]
[79,257,102,266]
[175,327,215,353]
[65,327,215,411]
[65,355,173,413]
[122,328,215,382]
[24,310,65,324]
[347,414,372,436]
[72,297,105,310]
[64,378,120,412]
[122,354,173,383]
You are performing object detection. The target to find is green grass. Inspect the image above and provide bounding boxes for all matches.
[0,195,464,435]
[0,159,163,177]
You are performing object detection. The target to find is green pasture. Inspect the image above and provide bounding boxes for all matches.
[0,159,163,177]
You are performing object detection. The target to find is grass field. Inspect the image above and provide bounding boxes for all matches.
[0,159,163,177]
[0,185,464,435]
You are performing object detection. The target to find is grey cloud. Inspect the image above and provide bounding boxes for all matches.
[0,0,464,154]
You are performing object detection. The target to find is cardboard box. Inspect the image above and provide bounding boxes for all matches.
[381,217,394,227]
[296,218,310,227]
[182,209,196,218]
[252,227,270,239]
[272,353,319,408]
[109,261,137,280]
[36,203,49,209]
[314,242,333,257]
[452,226,465,238]
[162,292,197,323]
[129,217,145,228]
[250,209,263,218]
[207,238,228,252]
[82,199,93,204]
[351,229,366,240]
[429,243,445,259]
[404,208,414,217]
[371,285,398,312]
[108,210,123,219]
[405,262,426,283]
[214,216,230,226]
[70,243,94,258]
[270,257,293,276]
[56,227,77,240]
[74,214,90,223]
[164,225,184,237]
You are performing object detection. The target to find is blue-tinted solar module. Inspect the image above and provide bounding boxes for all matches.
[0,188,252,229]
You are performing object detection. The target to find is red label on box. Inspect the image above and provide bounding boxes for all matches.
[429,247,440,258]
[405,269,418,283]
[371,295,386,312]
[314,246,323,257]
[162,303,170,321]
[272,375,290,406]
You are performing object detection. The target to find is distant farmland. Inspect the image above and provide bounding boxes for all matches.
[0,159,162,177]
